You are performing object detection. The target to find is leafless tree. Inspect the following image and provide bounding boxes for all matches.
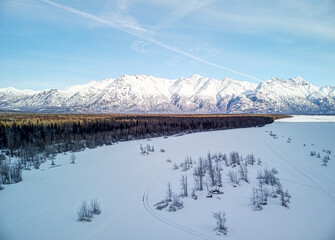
[215,162,222,187]
[194,157,206,190]
[77,200,93,222]
[180,175,188,197]
[207,153,216,187]
[251,187,263,211]
[213,211,228,235]
[191,188,198,200]
[246,153,256,165]
[227,170,239,186]
[229,151,240,166]
[70,154,76,164]
[238,165,249,183]
[166,182,172,202]
[140,144,146,154]
[90,199,101,215]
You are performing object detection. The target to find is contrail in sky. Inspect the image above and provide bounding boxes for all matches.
[41,0,262,82]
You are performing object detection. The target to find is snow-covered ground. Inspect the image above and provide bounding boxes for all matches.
[1,115,335,240]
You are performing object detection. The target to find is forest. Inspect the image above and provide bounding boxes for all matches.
[0,113,288,185]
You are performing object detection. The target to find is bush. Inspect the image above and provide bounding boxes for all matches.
[227,170,239,186]
[90,199,101,215]
[77,199,101,222]
[168,195,184,212]
[0,160,23,184]
[77,200,93,222]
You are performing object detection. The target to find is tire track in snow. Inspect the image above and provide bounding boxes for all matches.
[142,171,215,240]
[257,131,335,203]
[89,160,159,240]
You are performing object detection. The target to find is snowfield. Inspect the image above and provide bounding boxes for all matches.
[1,115,335,240]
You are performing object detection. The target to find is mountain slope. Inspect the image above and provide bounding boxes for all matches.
[1,75,334,114]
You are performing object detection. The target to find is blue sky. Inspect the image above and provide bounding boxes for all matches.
[0,0,334,90]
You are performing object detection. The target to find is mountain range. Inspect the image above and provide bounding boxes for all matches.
[1,74,334,114]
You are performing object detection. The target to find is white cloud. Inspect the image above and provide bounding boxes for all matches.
[40,0,150,35]
[131,40,156,54]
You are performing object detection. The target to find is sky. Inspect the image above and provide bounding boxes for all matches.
[0,0,334,90]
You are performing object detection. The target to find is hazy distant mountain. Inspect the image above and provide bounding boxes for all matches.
[1,74,334,114]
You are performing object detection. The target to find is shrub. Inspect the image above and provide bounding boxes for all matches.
[77,199,101,222]
[77,200,93,222]
[90,199,101,215]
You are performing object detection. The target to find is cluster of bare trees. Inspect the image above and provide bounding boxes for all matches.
[251,168,291,210]
[322,149,332,154]
[154,182,184,212]
[155,150,293,236]
[158,151,259,212]
[140,144,155,155]
[310,149,332,166]
[268,131,278,139]
[171,152,258,198]
[77,199,101,222]
[0,156,22,187]
[322,155,331,166]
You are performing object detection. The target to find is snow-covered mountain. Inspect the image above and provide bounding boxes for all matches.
[1,74,334,114]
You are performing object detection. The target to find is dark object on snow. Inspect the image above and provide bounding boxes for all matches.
[209,189,223,195]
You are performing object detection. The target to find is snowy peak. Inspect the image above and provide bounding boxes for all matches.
[1,75,334,114]
[0,87,39,96]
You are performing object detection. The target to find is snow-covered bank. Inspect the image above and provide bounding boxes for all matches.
[1,116,335,240]
[276,114,335,122]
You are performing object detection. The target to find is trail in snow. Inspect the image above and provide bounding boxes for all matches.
[256,130,335,203]
[142,171,216,240]
[89,160,160,240]
[1,115,334,240]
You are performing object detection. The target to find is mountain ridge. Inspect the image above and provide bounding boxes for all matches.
[1,74,334,114]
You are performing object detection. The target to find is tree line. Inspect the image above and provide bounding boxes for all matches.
[0,113,287,186]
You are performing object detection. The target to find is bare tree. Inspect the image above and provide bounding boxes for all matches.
[229,151,240,166]
[166,182,172,202]
[213,211,228,235]
[215,162,222,187]
[222,153,228,167]
[168,194,184,212]
[191,188,198,200]
[77,200,93,222]
[140,144,145,155]
[238,165,249,183]
[207,153,216,187]
[227,170,239,186]
[246,153,256,165]
[257,158,262,165]
[322,156,329,166]
[193,157,206,190]
[251,187,263,211]
[180,175,188,197]
[70,154,76,164]
[90,199,101,215]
